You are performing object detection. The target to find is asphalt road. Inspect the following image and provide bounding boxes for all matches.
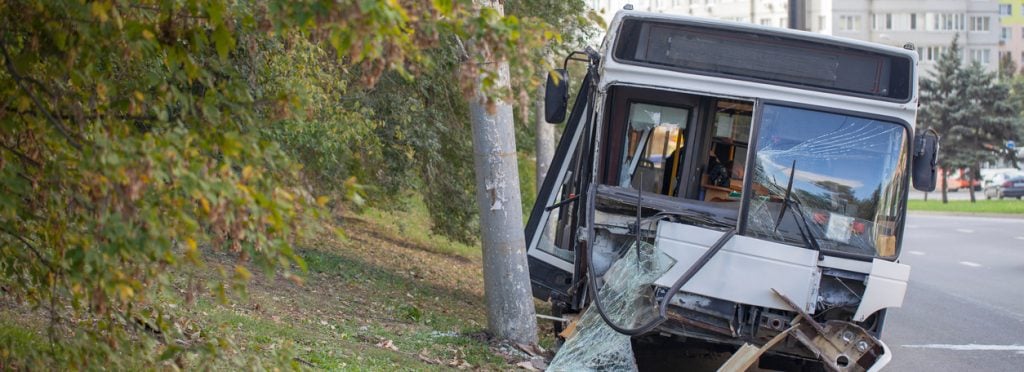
[883,214,1024,371]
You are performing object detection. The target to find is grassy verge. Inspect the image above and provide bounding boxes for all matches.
[0,197,552,369]
[908,199,1024,214]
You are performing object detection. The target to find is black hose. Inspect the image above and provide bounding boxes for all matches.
[656,229,735,320]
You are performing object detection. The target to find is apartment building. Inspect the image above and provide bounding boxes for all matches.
[587,1,1001,77]
[999,0,1024,73]
[833,1,1000,76]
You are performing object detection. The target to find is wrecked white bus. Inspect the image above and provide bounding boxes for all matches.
[526,9,939,371]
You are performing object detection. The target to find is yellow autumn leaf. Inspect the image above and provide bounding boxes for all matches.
[116,284,134,302]
[186,238,198,252]
[234,265,252,281]
[241,165,254,180]
[316,195,329,207]
[90,2,109,22]
[278,189,294,201]
[199,197,211,213]
[142,29,155,40]
[16,96,31,112]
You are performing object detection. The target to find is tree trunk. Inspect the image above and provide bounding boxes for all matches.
[466,0,539,345]
[941,169,949,204]
[967,166,977,203]
[535,83,555,189]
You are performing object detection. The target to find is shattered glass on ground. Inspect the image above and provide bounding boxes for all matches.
[548,241,675,371]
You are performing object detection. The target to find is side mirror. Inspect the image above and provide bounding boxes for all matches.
[912,129,940,192]
[545,69,569,124]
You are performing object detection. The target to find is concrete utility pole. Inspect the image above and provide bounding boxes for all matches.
[536,78,555,188]
[467,0,540,345]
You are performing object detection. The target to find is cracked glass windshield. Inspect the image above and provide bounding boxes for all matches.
[745,104,908,259]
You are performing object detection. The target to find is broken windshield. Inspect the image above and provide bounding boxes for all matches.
[745,104,908,259]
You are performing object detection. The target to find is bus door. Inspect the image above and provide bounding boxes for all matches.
[525,74,594,303]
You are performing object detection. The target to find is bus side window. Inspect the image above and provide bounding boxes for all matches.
[619,103,689,195]
[700,100,751,202]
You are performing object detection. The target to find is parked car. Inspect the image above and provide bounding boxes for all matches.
[984,174,1024,200]
[980,168,1020,184]
[946,173,980,192]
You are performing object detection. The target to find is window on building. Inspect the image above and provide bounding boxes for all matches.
[1003,27,1012,41]
[760,18,772,26]
[1000,4,1012,16]
[910,13,918,30]
[818,15,827,31]
[970,49,991,65]
[969,16,991,32]
[871,14,894,30]
[779,17,787,28]
[928,13,965,31]
[839,15,861,31]
[921,46,959,62]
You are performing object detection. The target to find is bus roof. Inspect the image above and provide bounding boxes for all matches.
[599,10,919,125]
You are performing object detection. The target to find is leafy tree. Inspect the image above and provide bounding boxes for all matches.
[999,51,1017,80]
[948,63,1020,201]
[919,35,965,203]
[920,35,1021,203]
[0,0,558,367]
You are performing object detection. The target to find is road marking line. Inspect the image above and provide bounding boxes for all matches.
[902,344,1024,352]
[908,250,925,256]
[955,228,974,233]
[959,261,982,268]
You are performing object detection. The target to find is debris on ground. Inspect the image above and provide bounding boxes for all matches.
[547,242,674,371]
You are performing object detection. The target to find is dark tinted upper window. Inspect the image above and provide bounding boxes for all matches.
[614,18,914,102]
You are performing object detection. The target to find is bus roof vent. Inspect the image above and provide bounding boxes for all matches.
[623,3,634,11]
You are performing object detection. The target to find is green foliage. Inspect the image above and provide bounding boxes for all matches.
[0,0,576,367]
[919,34,1022,201]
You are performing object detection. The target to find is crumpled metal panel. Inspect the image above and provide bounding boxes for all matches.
[652,222,821,313]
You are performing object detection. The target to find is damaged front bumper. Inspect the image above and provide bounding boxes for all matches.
[718,290,891,372]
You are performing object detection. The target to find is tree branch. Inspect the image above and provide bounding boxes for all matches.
[0,140,42,167]
[0,36,83,151]
[0,225,52,267]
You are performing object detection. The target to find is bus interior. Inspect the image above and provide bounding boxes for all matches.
[600,86,752,209]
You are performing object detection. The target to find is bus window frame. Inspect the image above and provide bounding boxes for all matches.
[598,86,702,188]
[738,99,914,262]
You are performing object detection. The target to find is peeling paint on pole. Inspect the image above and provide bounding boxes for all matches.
[536,78,555,188]
[467,0,539,345]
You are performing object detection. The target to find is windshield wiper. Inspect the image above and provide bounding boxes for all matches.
[773,160,821,251]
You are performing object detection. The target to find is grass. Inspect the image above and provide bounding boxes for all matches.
[0,195,552,369]
[908,199,1024,214]
[358,196,481,259]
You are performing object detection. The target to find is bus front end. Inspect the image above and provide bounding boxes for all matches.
[526,10,938,371]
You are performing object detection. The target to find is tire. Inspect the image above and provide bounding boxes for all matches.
[986,195,992,200]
